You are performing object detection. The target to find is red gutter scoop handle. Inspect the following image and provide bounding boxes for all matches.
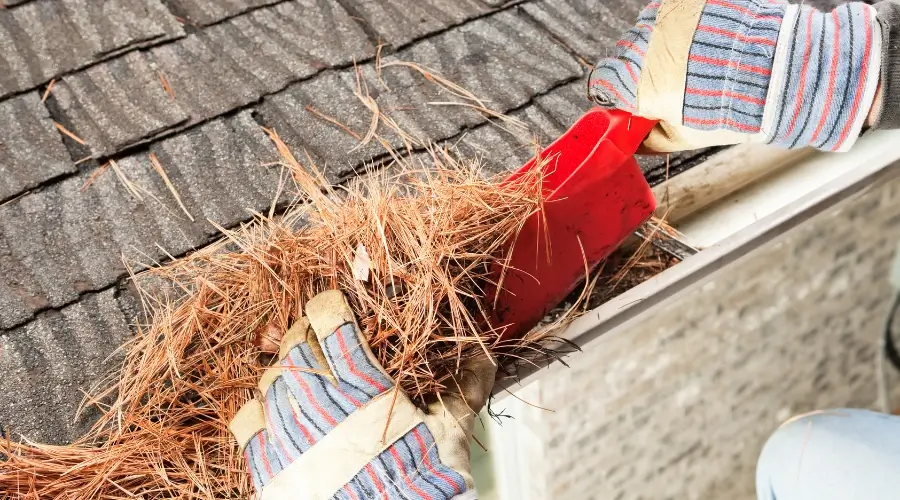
[489,108,659,341]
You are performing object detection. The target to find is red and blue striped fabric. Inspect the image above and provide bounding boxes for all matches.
[589,0,881,152]
[683,0,786,134]
[766,2,881,151]
[588,1,660,111]
[247,321,468,499]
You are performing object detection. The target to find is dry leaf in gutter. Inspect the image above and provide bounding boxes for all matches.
[352,242,371,281]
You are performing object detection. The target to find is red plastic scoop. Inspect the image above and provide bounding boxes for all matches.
[489,108,657,340]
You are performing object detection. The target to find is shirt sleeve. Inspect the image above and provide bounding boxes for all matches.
[873,0,900,128]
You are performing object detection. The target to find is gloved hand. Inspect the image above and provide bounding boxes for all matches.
[589,0,883,152]
[229,290,496,500]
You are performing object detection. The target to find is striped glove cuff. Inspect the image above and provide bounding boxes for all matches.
[765,2,881,151]
[590,0,882,152]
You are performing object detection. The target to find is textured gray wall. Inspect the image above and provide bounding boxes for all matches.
[496,171,900,500]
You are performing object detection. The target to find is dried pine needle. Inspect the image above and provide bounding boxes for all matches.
[41,79,55,103]
[149,152,194,221]
[53,121,87,145]
[108,159,144,201]
[80,162,111,191]
[305,104,363,141]
[158,71,175,100]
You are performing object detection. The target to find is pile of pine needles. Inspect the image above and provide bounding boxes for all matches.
[0,130,556,497]
[0,58,674,497]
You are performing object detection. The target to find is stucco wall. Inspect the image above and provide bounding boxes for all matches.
[490,170,900,499]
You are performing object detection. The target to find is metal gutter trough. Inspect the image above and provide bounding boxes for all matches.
[496,130,900,396]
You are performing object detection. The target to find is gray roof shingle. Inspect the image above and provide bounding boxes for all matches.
[0,92,75,201]
[454,108,565,178]
[0,288,136,444]
[51,51,191,158]
[53,0,373,158]
[521,0,644,62]
[0,0,183,98]
[161,0,283,26]
[0,111,281,329]
[341,0,490,47]
[455,92,580,177]
[259,10,583,180]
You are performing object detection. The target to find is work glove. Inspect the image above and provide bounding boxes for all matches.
[229,290,496,500]
[589,0,882,152]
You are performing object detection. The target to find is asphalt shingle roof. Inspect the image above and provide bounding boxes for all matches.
[0,93,75,201]
[162,0,283,25]
[0,0,849,444]
[0,0,183,98]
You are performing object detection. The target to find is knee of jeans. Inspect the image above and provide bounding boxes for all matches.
[755,410,846,499]
[757,408,900,500]
[757,415,810,474]
[756,408,891,500]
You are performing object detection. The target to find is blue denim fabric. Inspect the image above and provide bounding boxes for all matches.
[757,408,900,499]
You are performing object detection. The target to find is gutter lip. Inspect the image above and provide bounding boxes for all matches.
[495,130,900,398]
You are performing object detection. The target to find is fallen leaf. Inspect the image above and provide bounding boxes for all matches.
[352,243,371,281]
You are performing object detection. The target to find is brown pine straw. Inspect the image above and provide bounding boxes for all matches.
[0,136,558,498]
